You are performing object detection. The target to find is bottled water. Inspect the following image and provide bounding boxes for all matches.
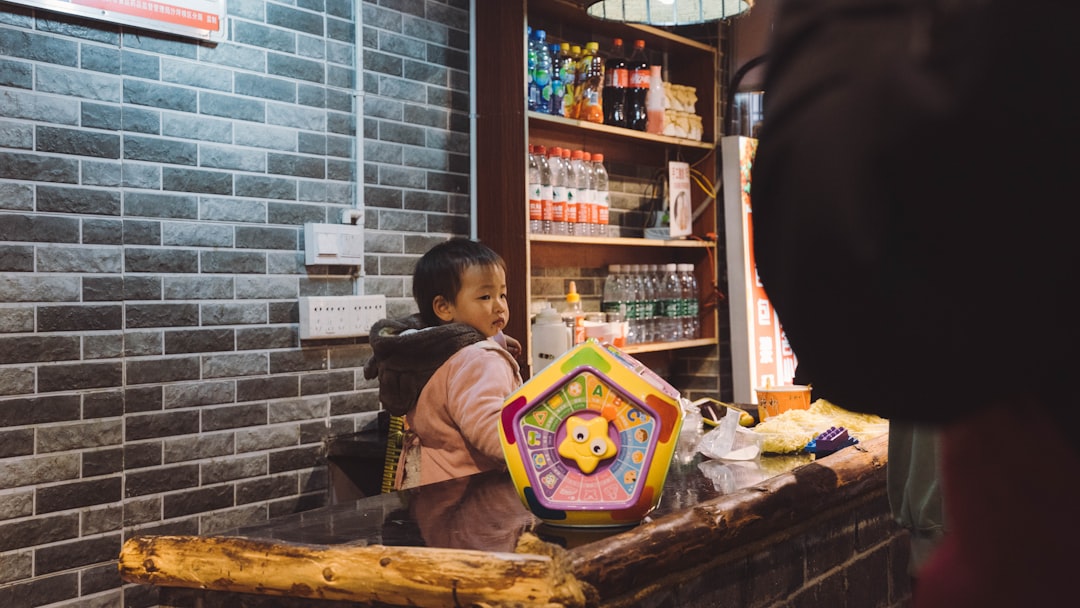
[535,144,553,234]
[548,43,565,117]
[547,146,569,236]
[660,263,681,341]
[562,147,577,235]
[583,151,598,237]
[527,144,542,234]
[641,264,658,343]
[592,153,610,238]
[526,27,536,110]
[528,30,552,114]
[569,149,591,238]
[678,263,700,339]
[625,264,644,344]
[601,264,626,321]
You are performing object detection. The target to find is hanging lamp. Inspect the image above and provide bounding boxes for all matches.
[586,0,753,27]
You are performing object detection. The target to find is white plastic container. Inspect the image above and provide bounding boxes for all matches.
[531,305,570,374]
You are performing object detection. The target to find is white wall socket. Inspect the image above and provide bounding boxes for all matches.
[299,295,386,340]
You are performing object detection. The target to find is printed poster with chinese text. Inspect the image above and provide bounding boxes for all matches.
[721,136,797,403]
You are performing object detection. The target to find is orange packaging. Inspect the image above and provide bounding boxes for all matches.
[755,384,811,420]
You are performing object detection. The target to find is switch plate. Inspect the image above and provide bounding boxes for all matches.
[299,295,386,340]
[304,223,364,267]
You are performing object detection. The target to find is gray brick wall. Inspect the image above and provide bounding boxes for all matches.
[0,0,472,606]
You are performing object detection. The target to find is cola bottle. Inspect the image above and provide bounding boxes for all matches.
[602,38,627,128]
[625,39,650,131]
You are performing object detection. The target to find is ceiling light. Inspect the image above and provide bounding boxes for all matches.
[587,0,753,27]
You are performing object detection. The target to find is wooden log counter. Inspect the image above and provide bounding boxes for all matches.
[119,433,913,608]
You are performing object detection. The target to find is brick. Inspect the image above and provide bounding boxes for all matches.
[203,352,270,380]
[121,219,164,244]
[267,4,324,36]
[36,125,120,158]
[236,71,297,102]
[123,330,164,357]
[268,348,326,375]
[0,335,81,365]
[163,276,235,300]
[83,389,125,418]
[0,512,79,551]
[80,46,121,75]
[126,356,201,385]
[0,394,81,427]
[126,410,200,440]
[233,21,296,54]
[0,490,33,522]
[121,106,162,134]
[162,167,234,195]
[37,304,122,331]
[266,200,327,225]
[161,220,234,247]
[164,432,235,463]
[0,548,30,584]
[0,151,79,182]
[269,395,328,423]
[238,326,297,351]
[201,250,267,274]
[37,244,123,273]
[165,328,235,354]
[123,386,163,414]
[163,113,233,143]
[235,174,297,200]
[236,425,299,452]
[202,403,268,431]
[38,361,123,392]
[0,181,34,211]
[35,477,122,514]
[201,454,268,484]
[0,244,32,271]
[267,152,326,179]
[123,134,197,165]
[201,302,268,326]
[0,117,32,148]
[0,428,33,458]
[331,390,378,416]
[82,218,123,245]
[162,57,232,91]
[164,485,234,518]
[200,145,267,172]
[124,248,199,273]
[162,380,235,409]
[0,572,78,607]
[123,442,162,470]
[236,473,297,505]
[233,274,300,298]
[0,28,78,66]
[269,444,324,473]
[82,447,124,477]
[37,419,122,453]
[79,562,123,596]
[124,464,199,498]
[123,80,197,113]
[0,57,32,88]
[84,332,124,360]
[200,90,266,123]
[33,534,121,576]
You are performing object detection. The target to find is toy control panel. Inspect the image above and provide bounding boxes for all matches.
[500,340,683,527]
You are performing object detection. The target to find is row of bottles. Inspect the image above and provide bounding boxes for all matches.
[601,263,700,345]
[526,28,665,134]
[527,143,609,237]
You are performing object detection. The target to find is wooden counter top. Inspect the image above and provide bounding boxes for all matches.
[119,434,889,608]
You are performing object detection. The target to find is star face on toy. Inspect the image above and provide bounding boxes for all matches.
[558,414,617,474]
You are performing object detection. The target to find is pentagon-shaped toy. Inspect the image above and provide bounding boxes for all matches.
[499,339,683,527]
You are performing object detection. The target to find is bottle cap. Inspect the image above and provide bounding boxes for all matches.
[566,281,581,304]
[593,153,604,162]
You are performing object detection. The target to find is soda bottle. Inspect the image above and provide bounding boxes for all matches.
[556,42,577,119]
[646,65,665,134]
[527,144,542,234]
[568,44,583,118]
[526,27,536,110]
[548,43,565,117]
[547,146,569,236]
[602,38,627,128]
[529,30,552,114]
[592,153,610,238]
[577,42,604,124]
[626,39,650,131]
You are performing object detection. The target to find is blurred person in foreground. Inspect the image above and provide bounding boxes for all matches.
[751,0,1080,606]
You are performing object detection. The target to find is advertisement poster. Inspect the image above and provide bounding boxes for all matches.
[721,136,797,403]
[3,0,226,42]
[667,160,692,238]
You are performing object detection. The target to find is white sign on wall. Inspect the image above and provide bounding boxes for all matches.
[3,0,226,42]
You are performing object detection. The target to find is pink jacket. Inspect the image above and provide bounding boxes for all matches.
[400,340,522,488]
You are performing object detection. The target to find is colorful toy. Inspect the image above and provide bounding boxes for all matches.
[499,339,683,527]
[806,426,859,458]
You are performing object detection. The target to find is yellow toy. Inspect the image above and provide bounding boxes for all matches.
[499,339,683,527]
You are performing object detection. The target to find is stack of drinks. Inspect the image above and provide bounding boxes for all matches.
[527,143,610,238]
[526,27,664,134]
[600,263,700,345]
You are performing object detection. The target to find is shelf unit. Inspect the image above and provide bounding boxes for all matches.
[475,0,720,372]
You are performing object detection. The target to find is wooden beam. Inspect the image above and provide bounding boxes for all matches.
[118,535,588,608]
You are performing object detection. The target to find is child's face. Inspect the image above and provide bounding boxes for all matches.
[433,263,509,338]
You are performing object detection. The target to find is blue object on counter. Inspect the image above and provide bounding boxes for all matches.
[805,426,859,458]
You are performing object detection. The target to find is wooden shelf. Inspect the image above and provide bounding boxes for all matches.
[529,112,714,150]
[530,234,716,248]
[623,338,718,355]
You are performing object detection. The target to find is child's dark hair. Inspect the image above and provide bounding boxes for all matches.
[413,239,506,327]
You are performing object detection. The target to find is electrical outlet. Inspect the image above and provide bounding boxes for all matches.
[299,295,386,340]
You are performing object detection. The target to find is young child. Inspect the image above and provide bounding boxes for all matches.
[363,239,522,489]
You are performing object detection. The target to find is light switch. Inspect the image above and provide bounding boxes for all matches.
[304,223,364,267]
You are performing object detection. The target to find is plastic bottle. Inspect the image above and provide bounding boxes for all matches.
[570,149,591,238]
[646,65,665,134]
[556,42,577,119]
[532,305,570,374]
[562,147,577,235]
[660,263,682,341]
[601,264,626,322]
[592,153,610,238]
[624,264,642,344]
[526,27,536,110]
[548,43,565,117]
[626,39,650,131]
[527,144,543,234]
[535,144,553,234]
[547,146,569,236]
[679,263,700,339]
[602,38,627,129]
[563,280,585,345]
[529,30,552,114]
[577,42,604,124]
[583,151,598,237]
[642,264,659,342]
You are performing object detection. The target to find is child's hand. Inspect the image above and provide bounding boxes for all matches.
[501,333,523,360]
